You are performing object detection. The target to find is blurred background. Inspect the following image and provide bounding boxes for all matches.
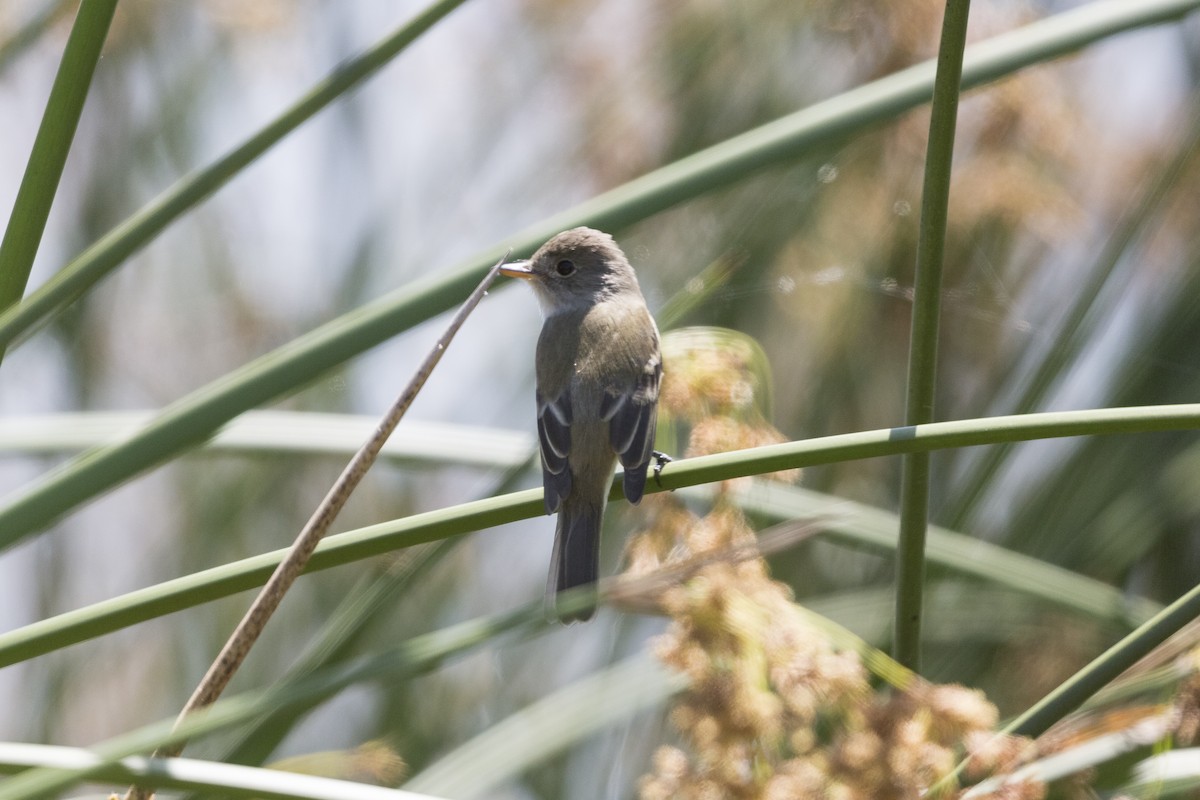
[1,0,1199,797]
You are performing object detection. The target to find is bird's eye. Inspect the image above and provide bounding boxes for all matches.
[555,259,576,277]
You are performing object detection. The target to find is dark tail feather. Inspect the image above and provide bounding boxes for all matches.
[547,498,603,623]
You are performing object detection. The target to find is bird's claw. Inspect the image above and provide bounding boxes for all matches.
[651,450,674,488]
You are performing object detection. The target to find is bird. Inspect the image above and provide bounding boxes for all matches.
[501,227,662,622]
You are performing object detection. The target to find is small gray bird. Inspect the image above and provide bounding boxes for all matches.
[501,228,662,622]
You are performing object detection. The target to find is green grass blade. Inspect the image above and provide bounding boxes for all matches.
[967,711,1174,795]
[945,100,1200,528]
[0,262,501,550]
[723,481,1161,629]
[1007,578,1200,738]
[895,0,972,671]
[0,405,1191,668]
[0,0,470,351]
[0,742,447,800]
[0,0,1193,550]
[0,411,535,467]
[405,654,685,798]
[0,603,543,800]
[0,0,116,315]
[205,544,456,772]
[1124,748,1200,797]
[0,488,546,668]
[205,454,536,774]
[805,582,1057,647]
[0,0,75,75]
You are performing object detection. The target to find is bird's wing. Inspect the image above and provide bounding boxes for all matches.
[600,349,662,505]
[537,388,572,514]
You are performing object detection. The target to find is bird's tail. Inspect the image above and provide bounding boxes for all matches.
[548,496,605,623]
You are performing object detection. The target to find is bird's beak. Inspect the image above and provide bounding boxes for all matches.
[499,260,534,280]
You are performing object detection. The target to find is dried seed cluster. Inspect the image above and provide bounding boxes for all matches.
[634,501,1036,800]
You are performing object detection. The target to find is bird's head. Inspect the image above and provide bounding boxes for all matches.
[501,227,640,316]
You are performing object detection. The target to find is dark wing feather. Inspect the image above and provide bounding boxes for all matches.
[605,352,662,505]
[537,390,572,514]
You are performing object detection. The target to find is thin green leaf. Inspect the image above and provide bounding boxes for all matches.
[203,452,537,776]
[0,603,542,800]
[405,654,685,798]
[0,411,534,467]
[0,742,444,800]
[0,0,75,76]
[1007,577,1200,738]
[962,715,1174,796]
[0,405,1191,668]
[1124,748,1200,797]
[806,582,1052,646]
[0,0,116,316]
[895,0,972,671]
[722,481,1162,629]
[945,99,1200,528]
[0,0,470,350]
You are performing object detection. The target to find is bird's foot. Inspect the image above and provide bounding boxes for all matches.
[651,450,674,488]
